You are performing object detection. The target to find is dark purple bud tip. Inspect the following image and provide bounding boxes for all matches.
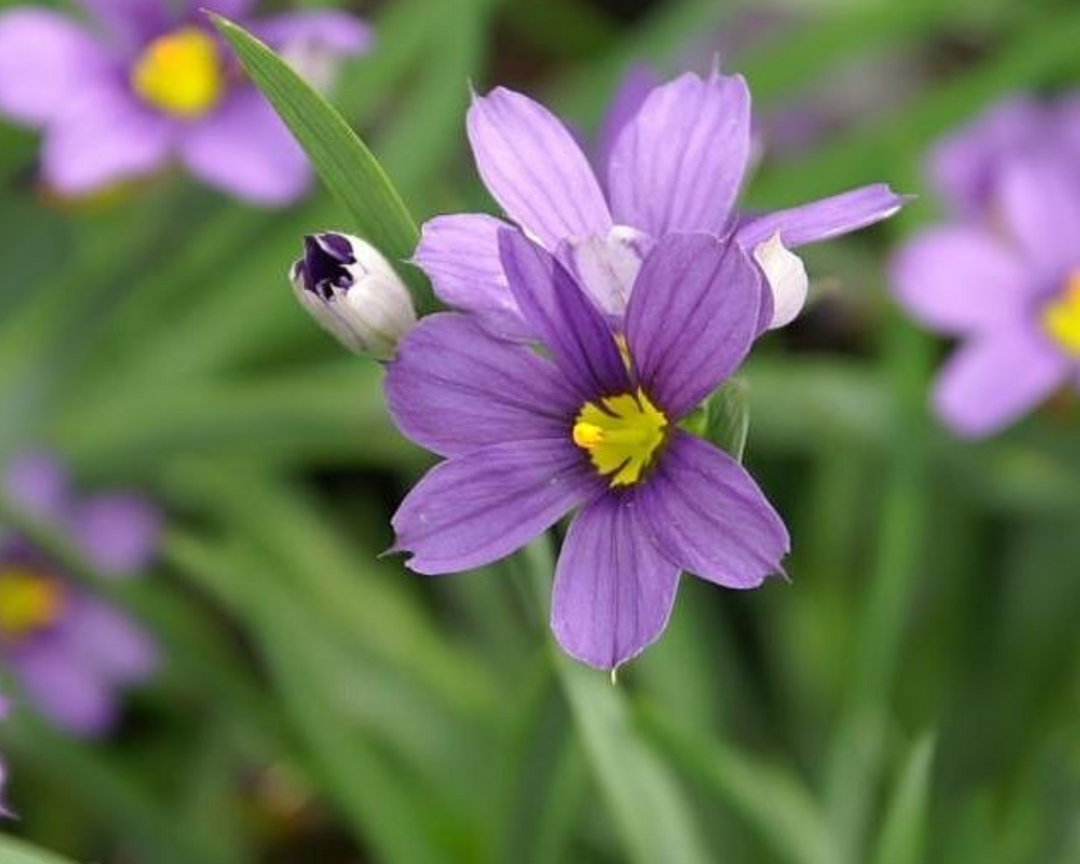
[299,233,357,300]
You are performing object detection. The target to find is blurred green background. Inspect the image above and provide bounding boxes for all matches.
[2,0,1080,862]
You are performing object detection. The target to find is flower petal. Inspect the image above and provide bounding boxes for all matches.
[753,233,808,330]
[2,451,70,523]
[998,153,1080,278]
[595,64,660,177]
[607,70,752,236]
[385,313,577,457]
[639,431,789,588]
[928,96,1048,217]
[551,494,679,670]
[179,89,311,206]
[498,229,630,399]
[71,493,161,577]
[75,0,168,50]
[0,9,110,127]
[736,184,907,249]
[625,232,762,419]
[42,81,173,195]
[467,87,612,248]
[932,325,1070,438]
[60,599,157,684]
[890,225,1031,335]
[390,440,596,574]
[559,225,650,317]
[413,214,533,341]
[247,10,372,56]
[10,642,116,736]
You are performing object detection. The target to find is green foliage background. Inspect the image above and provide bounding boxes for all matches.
[1,0,1080,862]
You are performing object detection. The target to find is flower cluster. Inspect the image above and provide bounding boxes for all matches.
[0,452,160,736]
[0,0,369,204]
[891,95,1080,437]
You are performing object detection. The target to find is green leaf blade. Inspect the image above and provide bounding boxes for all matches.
[211,15,432,305]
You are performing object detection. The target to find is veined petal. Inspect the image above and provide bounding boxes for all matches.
[595,64,660,178]
[608,70,752,236]
[413,214,533,341]
[0,9,110,127]
[559,225,650,317]
[467,87,612,248]
[179,89,310,206]
[625,233,762,419]
[42,81,173,195]
[890,225,1031,335]
[639,431,789,588]
[998,153,1080,278]
[736,184,908,249]
[390,440,596,574]
[385,313,577,457]
[498,229,630,399]
[551,494,679,670]
[932,326,1069,438]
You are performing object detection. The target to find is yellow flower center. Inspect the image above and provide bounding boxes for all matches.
[0,569,66,639]
[1042,272,1080,357]
[131,28,224,118]
[572,389,667,487]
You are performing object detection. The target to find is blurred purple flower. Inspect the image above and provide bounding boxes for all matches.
[0,452,160,736]
[387,230,789,670]
[0,695,8,815]
[0,0,370,204]
[892,96,1080,437]
[415,67,905,338]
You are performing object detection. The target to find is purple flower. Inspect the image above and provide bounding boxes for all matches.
[415,67,905,340]
[0,452,160,736]
[387,229,789,669]
[0,0,370,204]
[893,106,1080,437]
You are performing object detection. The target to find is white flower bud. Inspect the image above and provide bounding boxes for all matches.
[290,232,417,359]
[753,232,809,330]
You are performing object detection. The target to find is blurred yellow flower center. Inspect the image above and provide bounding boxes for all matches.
[1042,272,1080,357]
[572,389,667,487]
[131,28,224,118]
[0,569,65,639]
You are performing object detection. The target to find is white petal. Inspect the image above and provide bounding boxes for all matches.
[754,233,808,329]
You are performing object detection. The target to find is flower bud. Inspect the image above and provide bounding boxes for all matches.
[290,232,417,359]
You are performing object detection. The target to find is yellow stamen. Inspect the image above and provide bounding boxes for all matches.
[572,389,667,486]
[1043,272,1080,357]
[131,28,224,118]
[0,569,65,639]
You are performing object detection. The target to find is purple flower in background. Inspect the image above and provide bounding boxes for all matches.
[388,230,789,669]
[415,67,905,340]
[0,452,160,736]
[0,0,370,204]
[892,97,1080,437]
